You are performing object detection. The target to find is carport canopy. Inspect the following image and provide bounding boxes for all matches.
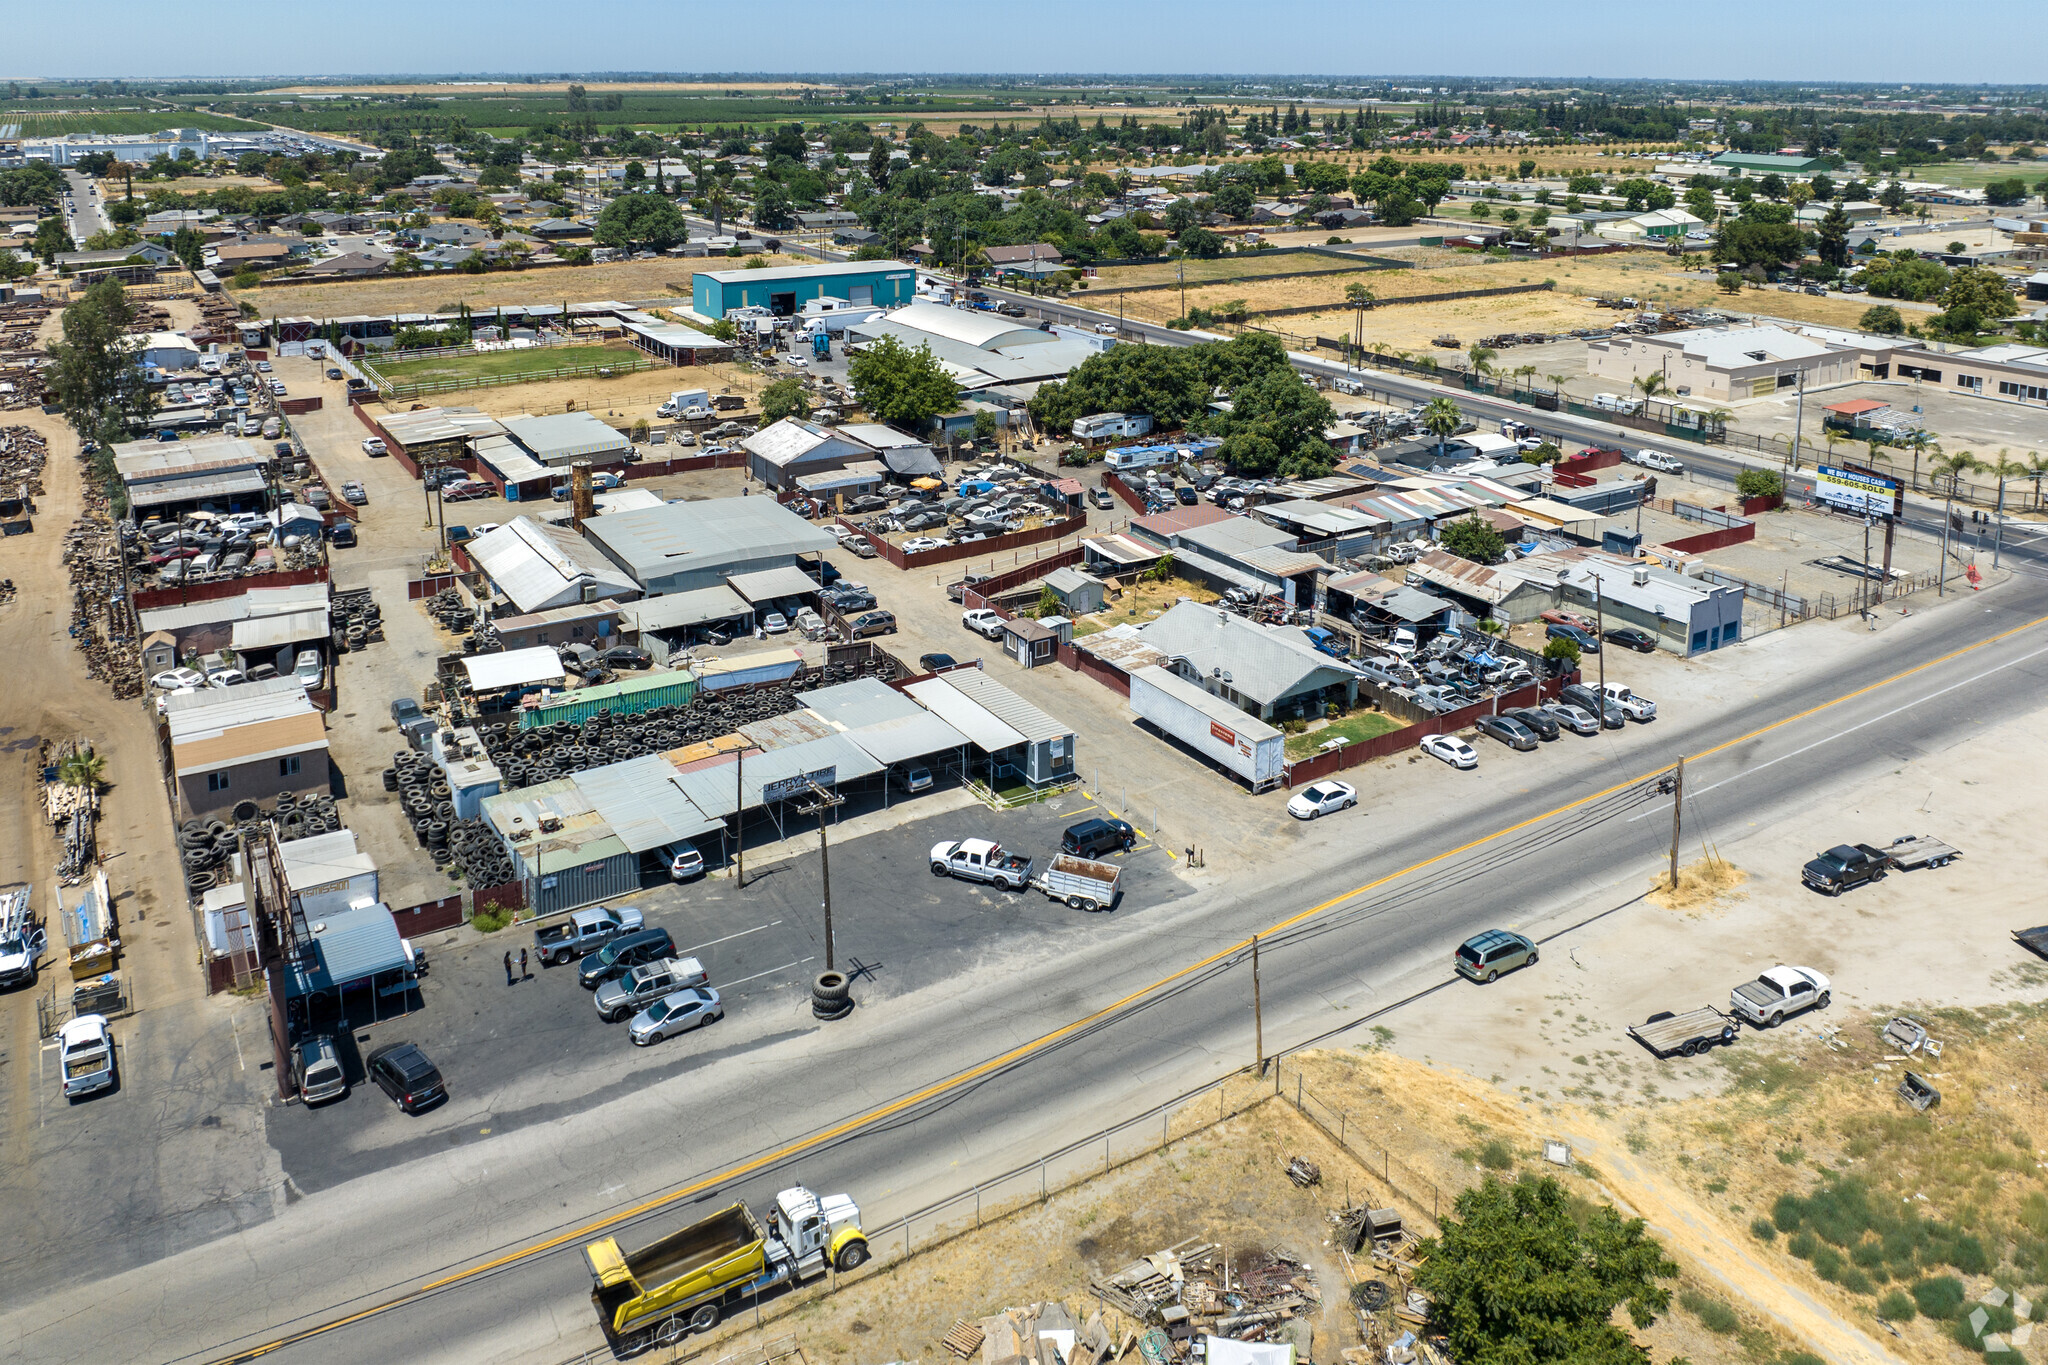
[901,676,1026,753]
[626,586,752,633]
[462,645,567,691]
[725,565,821,605]
[231,606,331,652]
[284,903,407,998]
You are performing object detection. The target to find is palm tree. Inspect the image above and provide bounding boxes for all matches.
[58,747,106,792]
[2026,451,2048,511]
[1420,395,1463,457]
[1632,372,1667,403]
[1513,363,1537,395]
[1466,343,1498,377]
[1545,372,1569,399]
[702,181,734,238]
[1987,447,2028,524]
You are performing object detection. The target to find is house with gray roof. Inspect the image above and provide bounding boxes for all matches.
[1136,600,1364,721]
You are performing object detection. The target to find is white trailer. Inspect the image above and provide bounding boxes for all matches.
[1033,854,1121,912]
[1127,664,1286,792]
[1072,412,1154,442]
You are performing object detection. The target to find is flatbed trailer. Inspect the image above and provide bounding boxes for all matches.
[1884,835,1961,870]
[1629,1006,1740,1059]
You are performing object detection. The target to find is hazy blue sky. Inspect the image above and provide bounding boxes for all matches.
[8,0,2047,84]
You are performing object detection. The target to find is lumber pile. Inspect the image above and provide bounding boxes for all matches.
[1088,1238,1321,1358]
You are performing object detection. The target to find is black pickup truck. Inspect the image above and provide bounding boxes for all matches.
[1802,844,1891,895]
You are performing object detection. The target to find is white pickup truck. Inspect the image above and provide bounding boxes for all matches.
[59,1014,115,1098]
[962,609,1006,640]
[1730,965,1831,1028]
[930,838,1034,890]
[1600,683,1657,722]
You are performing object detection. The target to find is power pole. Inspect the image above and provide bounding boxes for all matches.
[1937,473,1959,597]
[733,745,746,888]
[1591,573,1606,705]
[1251,933,1264,1076]
[1994,476,2007,569]
[1668,758,1684,889]
[793,783,846,970]
[1787,369,1807,473]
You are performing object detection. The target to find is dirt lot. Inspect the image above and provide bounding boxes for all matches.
[365,355,769,425]
[239,254,805,320]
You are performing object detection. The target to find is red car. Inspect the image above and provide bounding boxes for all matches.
[441,482,491,501]
[148,547,202,565]
[1540,609,1595,631]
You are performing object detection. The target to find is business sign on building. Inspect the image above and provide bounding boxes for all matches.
[1815,464,1902,520]
[762,768,836,804]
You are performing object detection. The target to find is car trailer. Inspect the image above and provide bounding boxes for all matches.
[1629,1006,1740,1059]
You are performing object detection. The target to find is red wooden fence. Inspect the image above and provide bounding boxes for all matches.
[134,566,329,612]
[840,512,1087,571]
[1100,468,1148,514]
[1279,676,1573,787]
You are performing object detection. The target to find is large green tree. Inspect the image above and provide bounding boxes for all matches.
[846,334,958,427]
[759,376,812,424]
[1415,1175,1677,1365]
[593,192,686,251]
[1440,514,1505,565]
[1814,206,1852,268]
[47,279,158,456]
[1714,220,1808,269]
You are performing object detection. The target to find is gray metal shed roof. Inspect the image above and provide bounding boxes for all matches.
[230,607,330,652]
[796,677,923,729]
[843,710,970,766]
[725,565,821,604]
[292,904,406,994]
[575,754,724,854]
[502,411,632,462]
[625,586,751,633]
[578,497,836,580]
[906,669,1071,748]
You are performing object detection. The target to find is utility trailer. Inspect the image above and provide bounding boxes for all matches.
[1884,834,1961,870]
[1032,854,1121,912]
[1628,1006,1740,1059]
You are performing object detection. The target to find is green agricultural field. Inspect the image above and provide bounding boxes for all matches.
[3,110,265,136]
[372,343,644,385]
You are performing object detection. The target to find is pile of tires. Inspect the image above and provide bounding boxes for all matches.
[811,971,852,1021]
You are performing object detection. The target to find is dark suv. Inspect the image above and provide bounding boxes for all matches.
[367,1042,446,1114]
[578,927,677,989]
[1062,817,1136,859]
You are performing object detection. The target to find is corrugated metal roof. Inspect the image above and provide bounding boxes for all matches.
[165,675,313,735]
[739,710,839,750]
[129,470,268,507]
[503,411,632,463]
[842,710,970,766]
[1083,533,1165,568]
[461,646,566,691]
[377,406,504,447]
[468,516,637,613]
[230,607,329,652]
[138,583,330,636]
[725,565,820,604]
[1137,601,1361,707]
[293,904,406,994]
[879,301,1042,351]
[907,669,1072,748]
[578,499,836,581]
[576,755,723,854]
[624,586,751,633]
[796,677,922,730]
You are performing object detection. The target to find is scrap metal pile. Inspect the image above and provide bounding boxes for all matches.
[64,516,141,699]
[0,299,52,409]
[44,738,102,882]
[1087,1237,1323,1357]
[1328,1204,1444,1365]
[0,424,49,496]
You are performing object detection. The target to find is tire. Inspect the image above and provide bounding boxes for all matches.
[1720,1025,1737,1044]
[1679,1040,1698,1057]
[835,1240,870,1271]
[1816,991,1830,1009]
[1345,798,1356,810]
[688,1304,720,1334]
[632,1032,654,1047]
[1526,950,1538,966]
[812,971,850,1003]
[655,1319,687,1346]
[1485,969,1498,984]
[1769,1011,1784,1028]
[1309,807,1320,819]
[931,862,948,877]
[1066,894,1085,909]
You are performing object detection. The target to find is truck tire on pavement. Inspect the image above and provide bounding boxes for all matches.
[931,862,949,876]
[813,971,850,1002]
[835,1239,870,1271]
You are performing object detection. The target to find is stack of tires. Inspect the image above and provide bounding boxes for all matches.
[811,971,852,1021]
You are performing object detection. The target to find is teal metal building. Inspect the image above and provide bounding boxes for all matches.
[691,259,917,319]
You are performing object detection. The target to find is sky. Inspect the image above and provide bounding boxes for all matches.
[8,0,2048,85]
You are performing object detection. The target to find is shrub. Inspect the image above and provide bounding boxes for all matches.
[1788,1231,1820,1261]
[1737,468,1784,501]
[1912,1276,1966,1320]
[1810,1246,1846,1282]
[1679,1290,1741,1335]
[1772,1192,1805,1233]
[1878,1289,1918,1322]
[1837,1265,1874,1295]
[1478,1139,1513,1170]
[1781,1355,1826,1365]
[1750,1217,1778,1242]
[470,907,511,933]
[1948,1234,1991,1275]
[1952,1302,2017,1354]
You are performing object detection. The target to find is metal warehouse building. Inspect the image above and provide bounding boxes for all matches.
[691,259,917,319]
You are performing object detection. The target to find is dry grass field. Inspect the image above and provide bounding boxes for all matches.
[239,254,804,320]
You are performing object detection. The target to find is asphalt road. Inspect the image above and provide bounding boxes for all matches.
[60,170,109,246]
[6,566,2045,1364]
[970,280,2048,578]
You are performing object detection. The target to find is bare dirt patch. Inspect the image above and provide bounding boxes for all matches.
[240,254,805,320]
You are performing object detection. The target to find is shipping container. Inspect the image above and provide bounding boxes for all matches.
[517,670,697,730]
[1127,665,1286,791]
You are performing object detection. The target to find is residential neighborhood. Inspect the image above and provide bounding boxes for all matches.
[2,24,2048,1365]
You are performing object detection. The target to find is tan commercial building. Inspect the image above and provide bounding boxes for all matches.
[1587,325,1856,402]
[167,677,331,820]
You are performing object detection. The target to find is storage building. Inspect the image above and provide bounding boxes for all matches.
[900,667,1077,792]
[1136,601,1363,722]
[578,496,836,596]
[467,517,641,614]
[691,259,918,319]
[166,677,331,821]
[501,411,634,469]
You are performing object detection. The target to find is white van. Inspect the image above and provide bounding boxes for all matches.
[1333,377,1366,396]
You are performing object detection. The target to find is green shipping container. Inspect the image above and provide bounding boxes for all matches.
[518,670,697,730]
[1418,236,1444,248]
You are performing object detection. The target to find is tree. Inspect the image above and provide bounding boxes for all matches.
[1439,514,1504,565]
[1715,220,1807,270]
[594,193,686,251]
[1177,226,1225,258]
[753,180,797,231]
[57,747,106,792]
[972,409,1000,443]
[847,334,959,427]
[1211,182,1254,219]
[1633,373,1666,402]
[759,376,812,423]
[1541,635,1581,668]
[1297,161,1349,195]
[1859,304,1906,335]
[1414,1174,1676,1365]
[46,279,157,452]
[1736,468,1783,500]
[1419,396,1463,457]
[1757,172,1787,201]
[1815,205,1851,267]
[1716,270,1745,295]
[1943,265,2014,321]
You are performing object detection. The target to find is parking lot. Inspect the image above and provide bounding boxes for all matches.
[262,792,1185,1190]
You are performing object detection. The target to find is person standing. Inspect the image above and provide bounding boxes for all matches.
[519,947,530,980]
[503,950,514,986]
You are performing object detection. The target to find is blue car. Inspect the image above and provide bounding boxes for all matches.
[1545,622,1601,652]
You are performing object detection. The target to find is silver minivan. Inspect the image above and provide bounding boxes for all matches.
[297,1035,347,1104]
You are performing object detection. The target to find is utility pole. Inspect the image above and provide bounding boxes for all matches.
[1994,476,2007,569]
[1668,758,1685,889]
[793,783,846,970]
[1787,369,1807,473]
[1861,515,1874,615]
[1937,473,1959,597]
[733,745,746,888]
[1590,572,1606,705]
[1250,933,1264,1076]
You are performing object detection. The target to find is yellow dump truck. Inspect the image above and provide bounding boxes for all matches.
[585,1186,869,1349]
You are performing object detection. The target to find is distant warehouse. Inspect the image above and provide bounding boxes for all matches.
[691,259,917,319]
